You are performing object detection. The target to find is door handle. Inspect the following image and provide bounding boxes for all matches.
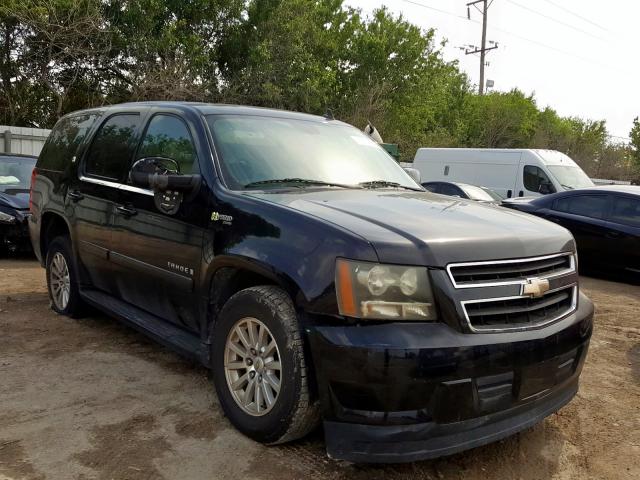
[606,231,621,239]
[519,190,524,197]
[115,205,137,217]
[68,190,84,202]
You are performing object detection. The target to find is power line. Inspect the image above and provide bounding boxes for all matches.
[539,0,608,32]
[400,0,467,20]
[505,0,605,41]
[398,0,634,77]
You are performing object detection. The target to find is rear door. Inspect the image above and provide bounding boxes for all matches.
[605,194,640,272]
[72,111,144,293]
[110,111,208,331]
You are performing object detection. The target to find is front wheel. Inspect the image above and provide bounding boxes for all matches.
[211,286,319,444]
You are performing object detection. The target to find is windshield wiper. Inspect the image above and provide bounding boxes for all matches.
[244,178,356,189]
[560,184,574,190]
[358,180,422,191]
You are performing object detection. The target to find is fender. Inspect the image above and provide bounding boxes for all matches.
[200,254,301,344]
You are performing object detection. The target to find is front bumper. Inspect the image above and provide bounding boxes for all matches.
[1,215,31,252]
[306,292,593,463]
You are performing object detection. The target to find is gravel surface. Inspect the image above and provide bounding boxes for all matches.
[0,258,638,480]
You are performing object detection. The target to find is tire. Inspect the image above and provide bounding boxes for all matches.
[211,285,320,444]
[45,236,85,317]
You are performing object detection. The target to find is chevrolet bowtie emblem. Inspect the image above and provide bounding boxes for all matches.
[521,278,550,298]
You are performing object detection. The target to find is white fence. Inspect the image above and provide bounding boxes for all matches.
[0,125,51,156]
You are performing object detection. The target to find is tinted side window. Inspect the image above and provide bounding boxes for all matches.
[523,165,552,192]
[554,195,608,219]
[609,195,640,227]
[422,183,438,193]
[38,113,99,171]
[440,184,463,197]
[137,115,197,174]
[85,114,140,180]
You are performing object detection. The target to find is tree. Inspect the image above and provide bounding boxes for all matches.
[0,0,635,181]
[630,117,640,178]
[218,0,355,112]
[0,0,110,126]
[101,0,244,102]
[457,89,539,148]
[335,8,468,156]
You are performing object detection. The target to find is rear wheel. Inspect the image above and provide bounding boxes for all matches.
[45,236,84,317]
[211,286,319,444]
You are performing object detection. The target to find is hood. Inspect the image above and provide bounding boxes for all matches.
[246,189,575,267]
[0,190,30,210]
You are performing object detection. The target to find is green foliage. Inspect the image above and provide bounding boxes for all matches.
[459,89,539,148]
[0,0,633,179]
[630,117,640,173]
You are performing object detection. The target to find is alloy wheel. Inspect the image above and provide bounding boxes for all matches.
[224,317,282,416]
[50,252,71,310]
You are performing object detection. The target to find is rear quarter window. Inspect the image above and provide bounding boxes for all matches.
[38,113,99,171]
[609,195,640,228]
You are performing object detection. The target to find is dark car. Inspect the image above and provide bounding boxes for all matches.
[29,102,593,463]
[503,186,640,274]
[422,181,503,203]
[0,153,37,253]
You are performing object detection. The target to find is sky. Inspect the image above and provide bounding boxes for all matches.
[346,0,638,141]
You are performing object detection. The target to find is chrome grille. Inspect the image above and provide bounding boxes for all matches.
[447,253,578,333]
[463,285,576,332]
[447,253,574,288]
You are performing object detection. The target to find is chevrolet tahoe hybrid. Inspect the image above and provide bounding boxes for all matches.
[29,102,593,463]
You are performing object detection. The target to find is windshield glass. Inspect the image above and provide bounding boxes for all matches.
[206,115,419,190]
[459,185,502,202]
[547,165,594,189]
[0,156,36,192]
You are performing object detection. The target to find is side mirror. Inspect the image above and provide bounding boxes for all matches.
[403,167,421,184]
[130,157,201,192]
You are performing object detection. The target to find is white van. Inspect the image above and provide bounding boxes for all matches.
[412,148,594,198]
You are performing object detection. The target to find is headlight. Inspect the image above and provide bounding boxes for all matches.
[336,259,437,321]
[0,211,16,223]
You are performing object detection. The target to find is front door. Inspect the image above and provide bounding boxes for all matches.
[520,165,555,197]
[110,112,207,330]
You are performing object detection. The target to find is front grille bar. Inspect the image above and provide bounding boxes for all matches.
[461,285,578,333]
[447,252,576,289]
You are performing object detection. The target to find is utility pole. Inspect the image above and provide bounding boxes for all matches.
[466,0,498,95]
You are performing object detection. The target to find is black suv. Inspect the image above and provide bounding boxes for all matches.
[29,102,593,463]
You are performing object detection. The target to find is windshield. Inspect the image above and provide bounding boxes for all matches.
[459,185,502,202]
[0,156,36,193]
[547,165,594,189]
[206,115,419,190]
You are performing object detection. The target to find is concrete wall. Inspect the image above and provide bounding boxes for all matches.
[0,125,51,156]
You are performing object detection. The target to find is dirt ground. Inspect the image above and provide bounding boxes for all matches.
[0,258,638,480]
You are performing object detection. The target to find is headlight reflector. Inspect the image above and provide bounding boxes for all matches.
[400,268,418,296]
[336,259,437,321]
[0,211,16,223]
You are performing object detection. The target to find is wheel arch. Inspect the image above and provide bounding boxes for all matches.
[203,256,302,343]
[40,211,72,261]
